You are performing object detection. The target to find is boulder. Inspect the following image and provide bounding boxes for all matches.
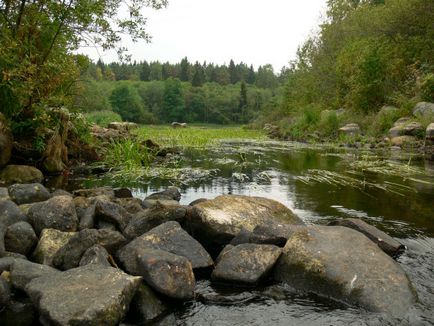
[0,257,18,273]
[338,123,361,136]
[8,183,50,205]
[0,298,36,325]
[189,195,304,247]
[135,247,195,300]
[0,113,12,168]
[108,121,138,131]
[10,259,59,291]
[95,200,132,232]
[53,229,126,270]
[425,123,434,146]
[27,195,78,236]
[51,189,73,197]
[145,187,181,202]
[0,276,11,308]
[79,244,112,267]
[130,283,170,323]
[5,222,37,256]
[0,187,9,200]
[328,218,405,257]
[115,197,146,214]
[118,221,213,273]
[389,120,424,138]
[171,122,187,128]
[114,187,133,198]
[212,244,281,285]
[0,165,43,185]
[413,102,434,117]
[142,198,180,209]
[78,203,96,230]
[32,229,76,266]
[72,186,115,199]
[123,204,188,240]
[0,200,26,226]
[390,136,417,147]
[380,105,399,114]
[25,264,141,326]
[393,117,411,127]
[273,226,416,315]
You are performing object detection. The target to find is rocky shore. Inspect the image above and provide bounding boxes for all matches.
[0,174,418,324]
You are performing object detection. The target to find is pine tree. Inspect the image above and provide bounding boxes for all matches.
[140,61,151,81]
[192,62,205,87]
[180,57,190,82]
[238,81,248,122]
[229,59,239,84]
[247,65,256,84]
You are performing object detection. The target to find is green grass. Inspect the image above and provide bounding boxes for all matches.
[134,124,267,148]
[85,110,122,127]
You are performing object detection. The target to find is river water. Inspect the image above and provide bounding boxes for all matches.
[78,140,434,325]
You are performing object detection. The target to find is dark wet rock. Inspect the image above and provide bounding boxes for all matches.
[273,225,416,315]
[130,283,170,322]
[0,165,43,185]
[53,229,126,270]
[339,123,361,136]
[79,244,112,267]
[189,198,208,206]
[72,186,115,199]
[189,195,304,247]
[0,257,17,273]
[197,291,259,305]
[135,247,195,300]
[0,298,36,326]
[51,189,73,197]
[96,219,117,230]
[145,187,181,202]
[8,183,50,205]
[78,203,96,230]
[32,229,76,266]
[27,195,78,236]
[0,275,11,307]
[0,113,12,168]
[25,264,141,326]
[118,221,213,272]
[5,222,37,255]
[328,218,405,257]
[413,102,434,117]
[114,187,133,198]
[10,259,59,291]
[0,200,26,226]
[115,197,146,214]
[95,200,132,232]
[123,204,188,240]
[142,199,180,209]
[212,244,281,286]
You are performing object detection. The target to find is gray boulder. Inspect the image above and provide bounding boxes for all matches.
[189,195,304,247]
[32,228,76,266]
[72,186,115,199]
[273,225,416,315]
[0,276,11,308]
[115,197,145,214]
[27,195,78,236]
[130,283,170,323]
[0,165,43,185]
[10,259,59,291]
[338,123,361,136]
[8,183,50,205]
[95,200,132,232]
[0,200,26,226]
[118,221,213,273]
[113,187,133,199]
[78,203,96,230]
[79,244,112,267]
[51,189,73,197]
[5,221,37,255]
[135,247,195,300]
[425,122,434,146]
[328,218,405,257]
[0,187,9,200]
[123,204,188,239]
[145,187,181,202]
[413,102,434,117]
[212,244,282,285]
[25,264,140,326]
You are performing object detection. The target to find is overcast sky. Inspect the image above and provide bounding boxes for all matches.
[81,0,327,71]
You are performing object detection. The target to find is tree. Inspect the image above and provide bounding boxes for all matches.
[247,65,256,84]
[238,81,248,122]
[140,61,151,81]
[192,62,205,87]
[109,84,146,123]
[229,59,239,84]
[163,78,185,122]
[180,57,190,82]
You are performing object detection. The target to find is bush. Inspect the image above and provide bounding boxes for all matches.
[86,110,122,127]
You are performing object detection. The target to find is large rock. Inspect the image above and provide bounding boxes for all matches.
[130,283,170,323]
[425,123,434,146]
[95,200,132,232]
[0,187,9,200]
[145,187,181,202]
[27,195,78,236]
[189,195,304,247]
[32,229,76,266]
[0,200,26,226]
[0,113,12,168]
[389,120,424,138]
[135,247,195,300]
[8,183,50,205]
[329,218,405,257]
[0,165,43,185]
[273,226,416,315]
[108,121,138,131]
[79,244,112,267]
[72,186,115,199]
[25,264,141,326]
[0,276,11,308]
[10,259,59,291]
[118,221,213,273]
[5,221,38,256]
[123,203,188,240]
[390,135,417,147]
[413,102,434,117]
[212,244,281,285]
[338,123,361,136]
[53,229,126,270]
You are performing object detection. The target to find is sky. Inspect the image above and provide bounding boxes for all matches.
[80,0,327,71]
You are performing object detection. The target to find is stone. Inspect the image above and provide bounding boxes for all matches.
[338,123,361,136]
[51,189,73,197]
[0,165,43,185]
[5,222,37,256]
[0,257,17,273]
[72,186,115,199]
[130,283,170,323]
[273,225,416,315]
[389,120,424,138]
[212,244,282,285]
[0,200,26,226]
[0,298,36,325]
[413,102,434,117]
[108,121,138,131]
[328,218,405,257]
[8,183,50,205]
[0,113,12,168]
[189,198,208,206]
[425,123,434,145]
[142,199,180,209]
[79,244,112,267]
[0,275,11,308]
[78,203,96,230]
[189,195,304,247]
[32,229,76,267]
[123,204,188,240]
[0,187,9,200]
[95,200,132,232]
[115,197,146,214]
[145,187,181,202]
[27,195,78,236]
[53,229,126,270]
[135,247,195,300]
[390,136,417,147]
[10,259,59,291]
[25,264,141,326]
[118,221,213,273]
[379,105,399,114]
[171,122,187,128]
[114,187,133,198]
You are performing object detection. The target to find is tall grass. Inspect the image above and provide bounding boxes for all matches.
[102,139,153,173]
[85,110,122,127]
